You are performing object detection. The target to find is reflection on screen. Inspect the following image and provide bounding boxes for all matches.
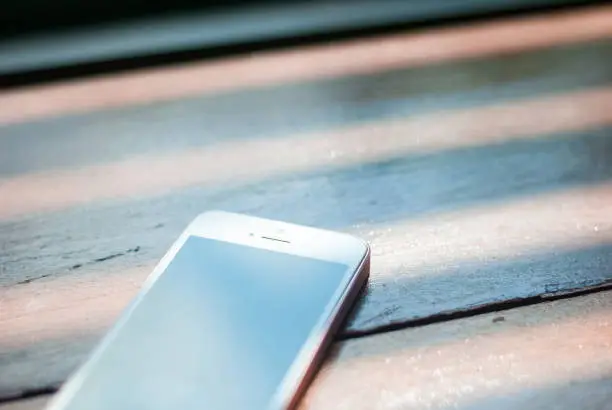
[59,236,349,410]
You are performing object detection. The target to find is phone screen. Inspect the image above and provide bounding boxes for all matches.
[59,235,350,410]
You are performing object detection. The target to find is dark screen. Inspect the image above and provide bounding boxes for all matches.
[60,236,348,410]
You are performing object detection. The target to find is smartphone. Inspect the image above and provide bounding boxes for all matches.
[47,211,370,410]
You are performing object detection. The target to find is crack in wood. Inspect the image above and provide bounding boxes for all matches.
[69,246,141,270]
[13,273,52,286]
[340,279,612,340]
[0,384,58,405]
[3,279,612,404]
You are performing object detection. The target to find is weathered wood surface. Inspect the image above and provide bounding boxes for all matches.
[303,290,612,410]
[2,5,612,125]
[4,289,612,410]
[3,4,612,403]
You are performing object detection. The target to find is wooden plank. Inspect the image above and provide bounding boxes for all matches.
[2,87,612,218]
[2,39,612,175]
[2,92,612,291]
[302,290,612,409]
[4,290,612,410]
[2,4,611,122]
[1,0,601,81]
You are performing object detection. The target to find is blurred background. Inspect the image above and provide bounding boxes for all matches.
[0,0,605,85]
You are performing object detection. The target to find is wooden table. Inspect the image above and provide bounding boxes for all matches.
[2,5,612,409]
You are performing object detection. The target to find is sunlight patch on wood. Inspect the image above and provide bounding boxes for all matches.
[302,292,612,410]
[368,184,612,277]
[1,87,612,220]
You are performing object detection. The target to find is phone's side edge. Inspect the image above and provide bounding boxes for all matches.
[285,244,371,410]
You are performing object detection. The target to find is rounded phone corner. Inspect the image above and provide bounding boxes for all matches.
[192,210,233,224]
[347,233,371,257]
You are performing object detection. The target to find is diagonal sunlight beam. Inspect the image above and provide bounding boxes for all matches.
[1,87,612,220]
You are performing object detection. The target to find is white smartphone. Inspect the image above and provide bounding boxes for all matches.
[47,211,370,410]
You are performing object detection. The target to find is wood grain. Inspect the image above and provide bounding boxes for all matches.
[301,290,612,410]
[2,86,612,219]
[3,39,612,179]
[1,4,611,125]
[3,11,612,403]
[4,289,612,410]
